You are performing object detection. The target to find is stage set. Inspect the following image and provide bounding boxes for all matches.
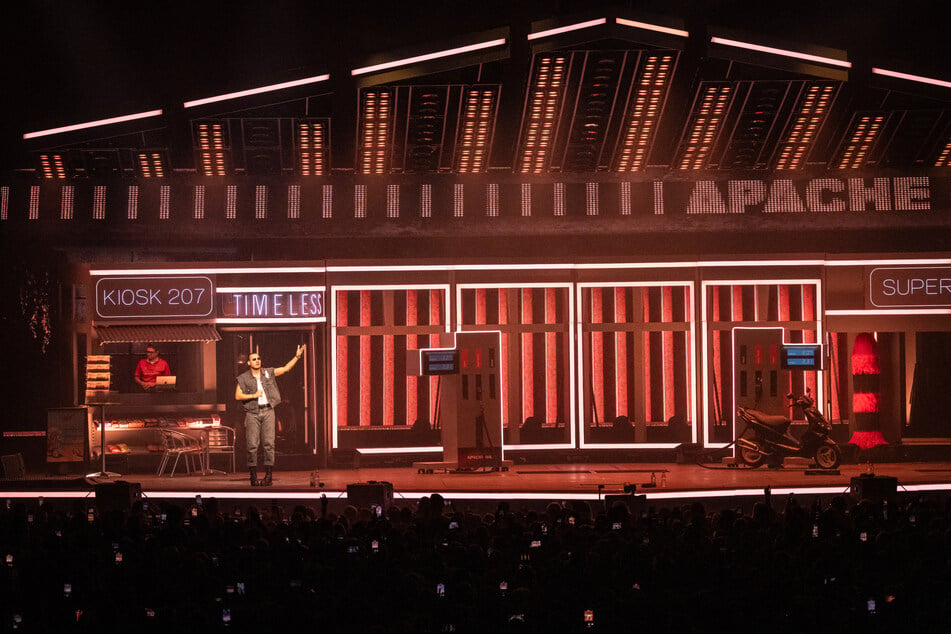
[4,5,951,518]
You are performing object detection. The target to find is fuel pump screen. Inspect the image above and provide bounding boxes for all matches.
[422,350,460,375]
[781,344,823,370]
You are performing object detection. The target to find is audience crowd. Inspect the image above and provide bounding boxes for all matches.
[1,487,950,632]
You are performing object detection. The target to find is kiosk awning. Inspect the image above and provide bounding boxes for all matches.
[94,324,221,344]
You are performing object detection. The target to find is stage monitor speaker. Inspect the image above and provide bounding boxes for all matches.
[604,493,646,511]
[346,481,393,510]
[95,480,142,514]
[850,475,898,503]
[676,443,702,464]
[1,454,26,480]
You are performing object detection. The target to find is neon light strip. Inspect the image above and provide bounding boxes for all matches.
[217,317,326,324]
[349,446,441,454]
[217,286,325,293]
[827,308,951,315]
[710,36,851,69]
[92,257,951,278]
[826,258,951,266]
[872,67,951,89]
[23,109,164,140]
[352,38,506,76]
[184,74,330,108]
[92,267,326,275]
[615,17,688,38]
[527,18,606,40]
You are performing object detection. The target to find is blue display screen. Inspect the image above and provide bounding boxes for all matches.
[422,350,459,375]
[781,345,823,370]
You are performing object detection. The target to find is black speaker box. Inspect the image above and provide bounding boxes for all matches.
[346,481,393,510]
[604,493,646,511]
[850,475,898,503]
[676,443,702,464]
[95,480,142,514]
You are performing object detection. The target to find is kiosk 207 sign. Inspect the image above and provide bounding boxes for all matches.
[95,276,214,319]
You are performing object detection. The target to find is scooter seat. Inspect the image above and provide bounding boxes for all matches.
[745,409,790,428]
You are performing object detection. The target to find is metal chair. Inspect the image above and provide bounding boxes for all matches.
[205,425,236,473]
[156,429,202,477]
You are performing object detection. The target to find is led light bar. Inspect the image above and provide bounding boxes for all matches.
[518,55,569,173]
[677,84,733,170]
[935,138,951,168]
[357,89,394,174]
[775,83,836,170]
[834,113,885,169]
[872,67,951,89]
[136,151,166,178]
[710,36,851,69]
[298,120,327,176]
[23,109,163,140]
[352,39,506,76]
[615,17,688,38]
[454,87,498,173]
[183,74,330,109]
[615,53,675,172]
[527,18,606,41]
[38,153,67,179]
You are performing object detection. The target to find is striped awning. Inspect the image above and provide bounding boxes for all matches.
[94,324,221,344]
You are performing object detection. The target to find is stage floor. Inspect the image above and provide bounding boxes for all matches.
[8,460,951,506]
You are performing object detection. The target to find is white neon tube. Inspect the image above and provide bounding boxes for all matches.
[352,39,506,76]
[872,67,951,89]
[184,74,330,109]
[710,36,851,69]
[24,109,164,140]
[615,17,688,38]
[527,18,606,41]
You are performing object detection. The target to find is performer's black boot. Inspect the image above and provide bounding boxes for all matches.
[262,466,273,487]
[249,467,259,486]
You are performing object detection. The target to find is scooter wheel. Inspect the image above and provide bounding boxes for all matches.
[739,445,766,468]
[814,444,842,470]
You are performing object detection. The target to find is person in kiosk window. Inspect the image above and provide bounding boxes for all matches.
[134,344,171,391]
[235,345,305,486]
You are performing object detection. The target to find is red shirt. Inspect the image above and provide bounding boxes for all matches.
[135,358,170,384]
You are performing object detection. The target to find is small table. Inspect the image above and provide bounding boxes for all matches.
[85,403,121,479]
[186,424,223,476]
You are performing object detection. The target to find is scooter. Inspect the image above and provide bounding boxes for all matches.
[735,389,841,469]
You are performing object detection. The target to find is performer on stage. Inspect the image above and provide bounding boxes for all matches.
[235,345,305,486]
[134,344,171,390]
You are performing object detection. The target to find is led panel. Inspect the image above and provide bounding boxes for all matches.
[832,112,887,169]
[297,119,329,176]
[614,52,676,172]
[453,86,499,173]
[774,82,838,170]
[136,150,167,178]
[193,120,230,176]
[357,89,394,174]
[517,54,569,173]
[675,83,734,170]
[38,153,68,180]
